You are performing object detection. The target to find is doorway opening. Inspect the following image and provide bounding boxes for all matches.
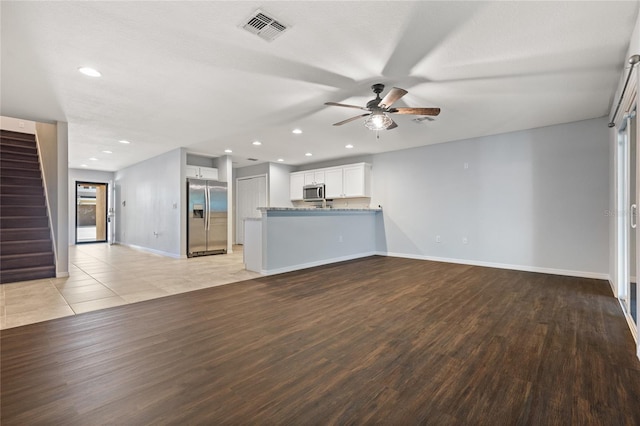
[76,182,108,244]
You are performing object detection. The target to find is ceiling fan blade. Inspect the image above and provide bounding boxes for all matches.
[378,87,408,108]
[325,102,368,111]
[390,107,441,116]
[333,113,371,126]
[386,118,398,130]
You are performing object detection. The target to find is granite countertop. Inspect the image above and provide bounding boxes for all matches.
[257,207,382,212]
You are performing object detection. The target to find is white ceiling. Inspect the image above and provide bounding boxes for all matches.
[1,1,639,171]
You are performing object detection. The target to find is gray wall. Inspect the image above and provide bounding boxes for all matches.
[294,154,374,172]
[269,163,294,207]
[371,117,610,277]
[68,168,115,245]
[263,211,379,273]
[115,148,182,257]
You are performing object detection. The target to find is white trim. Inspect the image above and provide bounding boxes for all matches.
[33,130,60,275]
[618,297,638,343]
[115,242,184,259]
[261,251,378,276]
[56,271,70,278]
[380,251,610,280]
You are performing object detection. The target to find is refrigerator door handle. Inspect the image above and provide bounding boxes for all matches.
[205,184,210,231]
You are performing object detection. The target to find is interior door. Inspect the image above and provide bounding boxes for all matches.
[236,175,267,244]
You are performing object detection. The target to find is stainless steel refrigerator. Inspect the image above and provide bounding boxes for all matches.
[187,179,228,257]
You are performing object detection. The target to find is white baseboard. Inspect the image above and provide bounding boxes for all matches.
[56,271,70,278]
[117,242,183,259]
[262,252,378,276]
[379,251,610,280]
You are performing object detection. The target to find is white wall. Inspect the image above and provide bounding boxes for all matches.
[115,148,182,257]
[371,117,610,278]
[68,168,115,245]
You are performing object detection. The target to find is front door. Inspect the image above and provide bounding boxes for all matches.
[76,182,108,244]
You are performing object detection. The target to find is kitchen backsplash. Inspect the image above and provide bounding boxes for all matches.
[291,197,372,209]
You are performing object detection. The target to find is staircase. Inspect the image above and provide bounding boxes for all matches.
[1,129,56,284]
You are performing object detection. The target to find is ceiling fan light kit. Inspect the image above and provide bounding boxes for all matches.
[325,83,440,131]
[364,111,393,130]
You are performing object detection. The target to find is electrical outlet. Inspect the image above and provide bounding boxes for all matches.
[464,162,469,169]
[338,235,343,243]
[435,235,442,243]
[462,237,468,245]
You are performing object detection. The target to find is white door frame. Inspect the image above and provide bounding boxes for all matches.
[613,69,638,358]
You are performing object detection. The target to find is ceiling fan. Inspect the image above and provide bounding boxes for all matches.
[325,83,440,130]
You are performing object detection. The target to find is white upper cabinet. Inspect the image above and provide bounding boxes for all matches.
[290,163,371,200]
[343,164,369,197]
[186,166,219,180]
[324,168,344,199]
[304,171,325,185]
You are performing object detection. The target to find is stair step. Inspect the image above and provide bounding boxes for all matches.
[0,143,38,156]
[0,240,52,256]
[1,205,47,217]
[1,129,36,140]
[0,137,37,149]
[1,216,49,229]
[0,150,38,162]
[1,194,46,206]
[1,159,40,170]
[0,167,41,179]
[1,228,51,241]
[0,265,56,284]
[0,185,44,196]
[1,252,55,271]
[0,176,43,187]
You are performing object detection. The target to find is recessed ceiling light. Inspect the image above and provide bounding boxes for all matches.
[89,157,98,161]
[292,129,302,134]
[277,158,284,162]
[102,150,112,154]
[305,152,312,157]
[78,67,101,77]
[224,149,233,153]
[119,140,130,144]
[252,141,262,146]
[81,164,88,167]
[345,144,354,149]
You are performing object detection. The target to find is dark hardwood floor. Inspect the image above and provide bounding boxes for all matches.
[2,256,639,425]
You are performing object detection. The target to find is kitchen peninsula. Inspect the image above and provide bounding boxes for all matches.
[244,207,382,275]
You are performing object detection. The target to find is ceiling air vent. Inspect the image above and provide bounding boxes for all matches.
[247,158,259,162]
[241,9,290,42]
[412,116,435,124]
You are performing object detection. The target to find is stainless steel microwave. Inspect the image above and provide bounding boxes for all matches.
[303,184,325,201]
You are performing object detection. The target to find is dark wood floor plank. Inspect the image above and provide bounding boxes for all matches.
[2,256,639,424]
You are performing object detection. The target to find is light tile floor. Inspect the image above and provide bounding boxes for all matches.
[0,244,259,329]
